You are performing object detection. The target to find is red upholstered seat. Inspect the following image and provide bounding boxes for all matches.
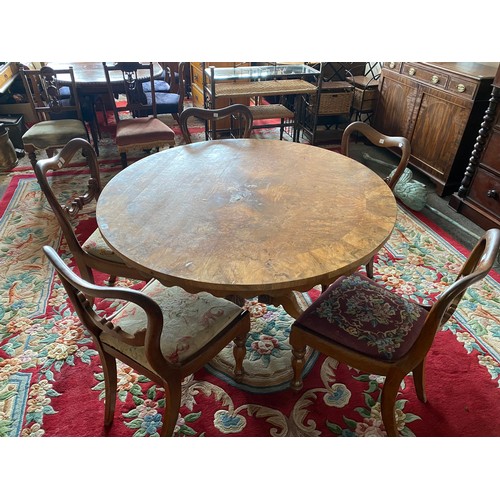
[295,272,428,361]
[115,117,175,148]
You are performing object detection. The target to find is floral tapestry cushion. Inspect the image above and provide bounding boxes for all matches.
[100,280,243,369]
[82,228,125,264]
[295,273,428,361]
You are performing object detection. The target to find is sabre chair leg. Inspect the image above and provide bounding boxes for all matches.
[381,374,404,437]
[160,379,182,437]
[412,361,427,403]
[101,350,118,429]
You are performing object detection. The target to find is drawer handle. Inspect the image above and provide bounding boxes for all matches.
[408,68,416,76]
[457,83,466,93]
[487,189,497,199]
[389,62,396,69]
[431,75,440,84]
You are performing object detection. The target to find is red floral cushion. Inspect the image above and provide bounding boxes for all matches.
[295,272,428,361]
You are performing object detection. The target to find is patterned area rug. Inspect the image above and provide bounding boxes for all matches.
[1,110,499,437]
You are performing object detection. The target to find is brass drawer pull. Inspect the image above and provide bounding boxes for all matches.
[457,83,466,93]
[408,67,416,76]
[487,189,497,199]
[431,75,440,84]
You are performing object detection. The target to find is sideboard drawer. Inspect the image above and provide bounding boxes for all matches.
[384,62,402,72]
[468,167,500,217]
[447,77,478,99]
[401,63,448,89]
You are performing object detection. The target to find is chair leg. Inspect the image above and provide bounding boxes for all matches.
[366,257,374,279]
[289,328,306,391]
[101,350,117,429]
[107,275,117,286]
[380,374,404,437]
[412,360,427,403]
[120,152,128,169]
[26,147,37,168]
[160,379,182,437]
[232,332,247,382]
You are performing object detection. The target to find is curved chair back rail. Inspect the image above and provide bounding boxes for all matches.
[340,121,411,278]
[34,137,151,285]
[180,104,253,144]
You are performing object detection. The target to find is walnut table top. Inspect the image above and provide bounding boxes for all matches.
[96,139,397,317]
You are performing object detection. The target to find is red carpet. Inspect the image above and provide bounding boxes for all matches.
[1,160,499,438]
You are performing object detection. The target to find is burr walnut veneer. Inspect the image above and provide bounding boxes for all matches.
[96,139,397,317]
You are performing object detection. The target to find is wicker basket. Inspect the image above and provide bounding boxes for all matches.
[311,81,354,115]
[352,87,378,111]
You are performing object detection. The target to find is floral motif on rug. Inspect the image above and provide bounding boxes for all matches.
[0,167,499,437]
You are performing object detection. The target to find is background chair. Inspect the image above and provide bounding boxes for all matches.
[43,245,250,436]
[345,62,381,123]
[34,137,151,285]
[341,121,411,278]
[143,62,187,126]
[19,65,89,167]
[289,228,500,436]
[102,62,176,168]
[180,104,253,144]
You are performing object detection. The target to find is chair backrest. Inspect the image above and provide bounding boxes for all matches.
[415,228,500,355]
[180,104,253,144]
[20,65,83,122]
[34,137,102,263]
[161,62,187,100]
[43,245,163,355]
[341,121,411,191]
[102,62,159,122]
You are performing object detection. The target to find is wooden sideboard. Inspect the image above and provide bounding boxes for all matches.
[449,65,500,229]
[373,62,498,196]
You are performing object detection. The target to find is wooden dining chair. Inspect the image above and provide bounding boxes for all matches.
[34,137,151,286]
[289,228,500,436]
[341,121,411,278]
[143,62,187,126]
[19,66,90,168]
[43,245,250,436]
[180,104,254,144]
[102,62,176,168]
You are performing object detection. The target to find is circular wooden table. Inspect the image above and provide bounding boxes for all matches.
[96,139,397,318]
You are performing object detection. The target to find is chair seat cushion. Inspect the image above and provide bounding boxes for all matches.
[101,280,243,367]
[82,228,125,264]
[115,117,175,148]
[22,120,88,149]
[146,92,181,114]
[295,273,428,361]
[142,80,171,93]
